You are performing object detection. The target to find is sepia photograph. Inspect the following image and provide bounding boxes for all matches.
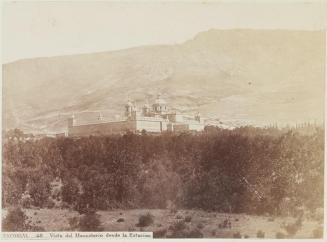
[1,0,326,239]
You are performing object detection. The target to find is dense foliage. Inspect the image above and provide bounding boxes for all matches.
[2,207,45,231]
[2,126,324,216]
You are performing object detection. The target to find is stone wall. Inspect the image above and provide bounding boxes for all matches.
[67,117,204,136]
[188,123,205,132]
[68,120,136,137]
[135,120,163,133]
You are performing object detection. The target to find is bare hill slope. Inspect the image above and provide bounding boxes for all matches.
[3,29,325,133]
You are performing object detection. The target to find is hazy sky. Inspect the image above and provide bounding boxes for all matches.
[2,1,327,63]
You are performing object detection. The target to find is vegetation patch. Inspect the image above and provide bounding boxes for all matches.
[136,213,154,227]
[276,231,286,239]
[188,228,204,238]
[312,226,323,238]
[153,228,167,238]
[282,216,303,237]
[184,215,192,223]
[218,219,231,229]
[2,207,45,232]
[197,222,205,229]
[78,211,103,231]
[257,230,265,238]
[233,232,242,238]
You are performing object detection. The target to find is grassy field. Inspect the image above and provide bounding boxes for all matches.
[2,208,323,238]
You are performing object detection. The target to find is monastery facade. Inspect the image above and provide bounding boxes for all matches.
[67,95,205,137]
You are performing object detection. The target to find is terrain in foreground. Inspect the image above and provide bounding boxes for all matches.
[2,208,323,239]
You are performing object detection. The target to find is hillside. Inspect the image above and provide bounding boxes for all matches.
[3,29,325,133]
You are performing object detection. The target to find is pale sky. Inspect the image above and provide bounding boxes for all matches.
[2,1,327,63]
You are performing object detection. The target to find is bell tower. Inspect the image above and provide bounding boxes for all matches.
[195,112,202,123]
[152,93,167,114]
[142,99,150,116]
[125,98,137,120]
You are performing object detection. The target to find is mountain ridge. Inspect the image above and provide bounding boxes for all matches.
[3,29,325,133]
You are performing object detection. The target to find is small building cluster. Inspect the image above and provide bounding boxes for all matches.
[67,94,205,137]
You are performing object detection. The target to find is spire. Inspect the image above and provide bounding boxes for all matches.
[195,112,201,122]
[126,98,133,107]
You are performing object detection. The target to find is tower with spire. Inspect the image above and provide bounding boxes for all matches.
[152,93,168,114]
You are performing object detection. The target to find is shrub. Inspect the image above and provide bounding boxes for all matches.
[312,208,324,223]
[197,223,204,229]
[128,227,136,231]
[68,216,80,230]
[27,176,51,207]
[167,200,177,214]
[257,230,265,238]
[137,213,154,227]
[2,207,28,231]
[276,231,286,239]
[219,219,231,229]
[117,218,125,223]
[21,196,33,209]
[73,196,90,214]
[184,215,192,223]
[233,232,242,238]
[170,208,178,214]
[284,224,298,236]
[78,211,103,231]
[28,225,45,231]
[60,202,70,209]
[153,228,167,238]
[167,220,188,238]
[282,217,302,237]
[188,228,204,238]
[268,217,275,222]
[61,178,80,205]
[312,226,323,238]
[45,199,55,209]
[170,220,187,232]
[244,234,249,238]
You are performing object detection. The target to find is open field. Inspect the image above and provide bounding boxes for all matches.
[2,208,323,238]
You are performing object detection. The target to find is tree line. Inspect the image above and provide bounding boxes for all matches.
[2,126,324,216]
